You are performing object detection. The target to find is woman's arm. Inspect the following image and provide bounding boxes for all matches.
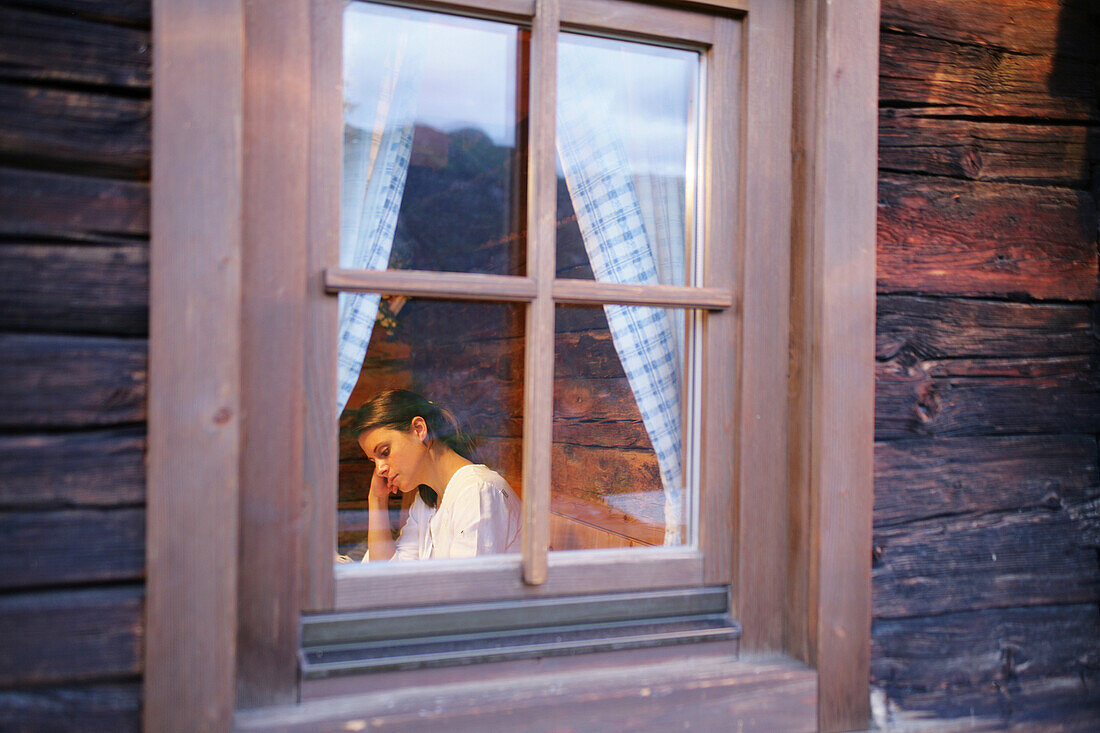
[365,471,397,561]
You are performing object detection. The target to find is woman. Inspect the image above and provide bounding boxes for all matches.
[354,389,521,561]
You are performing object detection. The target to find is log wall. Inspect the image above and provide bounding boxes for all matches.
[0,1,149,729]
[873,0,1100,727]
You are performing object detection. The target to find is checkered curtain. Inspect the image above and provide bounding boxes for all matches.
[337,23,423,413]
[557,44,688,544]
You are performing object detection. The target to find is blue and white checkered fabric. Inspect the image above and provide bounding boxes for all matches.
[337,24,423,413]
[558,47,686,544]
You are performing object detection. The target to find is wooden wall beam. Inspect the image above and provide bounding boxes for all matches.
[145,0,243,730]
[237,0,311,708]
[790,0,879,730]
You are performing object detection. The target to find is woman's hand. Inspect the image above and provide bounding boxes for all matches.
[368,468,394,503]
[365,468,397,561]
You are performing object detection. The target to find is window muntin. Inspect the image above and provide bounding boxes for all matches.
[328,0,737,607]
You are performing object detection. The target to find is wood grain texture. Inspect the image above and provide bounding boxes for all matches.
[875,355,1100,440]
[1,1,150,26]
[872,603,1100,713]
[0,586,142,686]
[0,167,148,241]
[880,0,1100,60]
[808,0,879,729]
[238,656,815,733]
[300,0,341,613]
[552,279,732,308]
[0,83,149,178]
[237,0,311,708]
[520,0,559,587]
[877,174,1098,301]
[336,552,704,611]
[697,8,740,593]
[873,501,1099,619]
[877,296,1096,362]
[732,0,787,643]
[879,109,1092,188]
[883,675,1100,732]
[875,435,1099,526]
[325,268,536,301]
[145,0,242,728]
[0,334,145,428]
[0,5,150,89]
[0,683,141,733]
[0,243,148,335]
[0,508,144,589]
[878,31,1098,121]
[0,428,144,508]
[559,0,716,45]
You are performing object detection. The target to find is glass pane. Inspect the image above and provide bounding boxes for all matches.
[551,305,696,551]
[337,299,524,563]
[555,33,700,286]
[343,3,527,276]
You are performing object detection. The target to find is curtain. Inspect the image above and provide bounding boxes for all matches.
[337,14,424,413]
[556,40,692,544]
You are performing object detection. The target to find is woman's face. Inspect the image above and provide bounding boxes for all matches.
[358,419,431,494]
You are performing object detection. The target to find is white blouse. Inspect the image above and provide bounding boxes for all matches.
[390,464,521,560]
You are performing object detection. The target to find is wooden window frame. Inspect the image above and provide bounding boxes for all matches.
[315,0,738,614]
[145,0,877,730]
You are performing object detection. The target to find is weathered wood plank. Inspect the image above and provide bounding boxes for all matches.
[237,657,817,733]
[878,109,1092,187]
[0,243,148,335]
[0,427,144,508]
[0,83,150,177]
[883,674,1100,732]
[877,174,1098,301]
[0,167,149,241]
[0,682,141,733]
[872,603,1100,707]
[0,5,150,89]
[879,32,1098,121]
[875,435,1099,526]
[872,501,1099,619]
[877,296,1095,362]
[0,334,146,428]
[876,355,1100,440]
[880,0,1100,61]
[0,586,142,685]
[1,1,150,26]
[0,507,144,588]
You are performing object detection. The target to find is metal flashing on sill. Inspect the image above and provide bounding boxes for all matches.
[299,587,740,678]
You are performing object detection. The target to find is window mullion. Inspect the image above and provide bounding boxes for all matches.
[520,0,559,586]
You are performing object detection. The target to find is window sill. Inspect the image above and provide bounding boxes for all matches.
[236,654,816,732]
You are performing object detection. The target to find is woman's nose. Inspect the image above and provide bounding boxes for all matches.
[375,461,388,476]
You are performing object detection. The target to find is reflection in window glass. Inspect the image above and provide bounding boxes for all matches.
[343,2,527,277]
[552,305,696,551]
[337,300,525,562]
[555,33,700,287]
[338,3,528,423]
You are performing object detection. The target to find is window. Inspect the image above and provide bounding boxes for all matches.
[310,0,742,613]
[147,0,877,728]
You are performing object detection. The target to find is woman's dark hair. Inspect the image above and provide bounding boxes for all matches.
[353,389,478,506]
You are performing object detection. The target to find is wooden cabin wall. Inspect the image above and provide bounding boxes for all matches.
[0,1,149,729]
[873,0,1100,727]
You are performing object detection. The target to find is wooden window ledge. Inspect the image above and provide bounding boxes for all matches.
[235,654,816,732]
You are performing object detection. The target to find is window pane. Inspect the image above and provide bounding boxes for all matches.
[337,299,524,563]
[555,33,700,286]
[343,3,527,277]
[552,305,697,551]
